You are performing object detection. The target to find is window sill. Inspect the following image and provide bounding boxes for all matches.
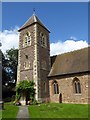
[23,44,31,48]
[53,93,59,95]
[74,94,82,95]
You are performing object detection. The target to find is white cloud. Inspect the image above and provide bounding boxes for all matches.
[50,39,88,56]
[0,27,19,53]
[70,36,77,40]
[0,28,88,56]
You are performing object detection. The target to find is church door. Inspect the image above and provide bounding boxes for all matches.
[59,93,62,103]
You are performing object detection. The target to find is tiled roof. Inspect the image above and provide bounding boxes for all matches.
[49,47,89,77]
[18,14,50,32]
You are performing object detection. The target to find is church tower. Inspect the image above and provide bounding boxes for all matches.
[17,13,50,103]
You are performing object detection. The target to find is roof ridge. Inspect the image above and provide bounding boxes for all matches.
[18,14,50,32]
[51,46,89,57]
[20,15,33,30]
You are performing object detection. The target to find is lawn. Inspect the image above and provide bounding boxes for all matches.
[28,103,88,118]
[2,102,19,119]
[0,110,2,120]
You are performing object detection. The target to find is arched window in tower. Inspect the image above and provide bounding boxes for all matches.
[53,81,59,94]
[23,32,31,47]
[73,77,81,94]
[24,61,30,69]
[40,32,46,47]
[24,55,31,69]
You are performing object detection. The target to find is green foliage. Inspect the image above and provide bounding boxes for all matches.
[6,48,18,68]
[2,48,18,100]
[15,92,21,101]
[2,53,10,84]
[32,100,38,105]
[6,48,18,82]
[16,80,35,101]
[2,48,18,84]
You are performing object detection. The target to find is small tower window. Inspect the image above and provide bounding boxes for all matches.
[23,32,31,47]
[24,60,30,69]
[25,55,28,59]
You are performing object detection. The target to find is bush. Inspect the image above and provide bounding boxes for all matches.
[11,95,16,102]
[32,100,38,105]
[15,80,35,102]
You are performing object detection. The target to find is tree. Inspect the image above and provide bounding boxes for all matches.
[2,48,18,85]
[16,80,35,103]
[2,48,18,100]
[2,53,10,85]
[5,48,18,83]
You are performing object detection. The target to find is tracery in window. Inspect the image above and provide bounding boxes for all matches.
[73,77,81,94]
[23,32,31,47]
[53,81,59,94]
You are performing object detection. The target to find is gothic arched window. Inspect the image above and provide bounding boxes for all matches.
[73,78,81,94]
[24,55,31,69]
[53,81,59,94]
[24,61,30,69]
[23,32,31,47]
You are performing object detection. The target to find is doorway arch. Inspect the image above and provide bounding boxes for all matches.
[59,93,62,103]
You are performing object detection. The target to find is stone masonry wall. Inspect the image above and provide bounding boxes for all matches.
[17,25,35,82]
[17,23,50,102]
[49,73,89,104]
[36,24,50,101]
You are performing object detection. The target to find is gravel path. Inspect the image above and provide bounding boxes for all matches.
[16,106,30,120]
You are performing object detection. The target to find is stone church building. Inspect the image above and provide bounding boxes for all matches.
[17,14,90,104]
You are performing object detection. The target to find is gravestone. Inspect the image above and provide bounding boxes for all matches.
[0,101,4,110]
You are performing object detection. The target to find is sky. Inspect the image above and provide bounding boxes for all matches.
[0,2,89,56]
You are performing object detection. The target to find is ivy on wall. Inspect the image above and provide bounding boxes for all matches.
[16,80,35,101]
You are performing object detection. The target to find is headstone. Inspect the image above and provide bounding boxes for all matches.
[0,101,4,110]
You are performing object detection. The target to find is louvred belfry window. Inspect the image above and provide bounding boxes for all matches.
[23,32,31,47]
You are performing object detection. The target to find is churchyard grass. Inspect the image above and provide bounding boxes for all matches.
[2,102,19,119]
[0,110,2,120]
[28,103,88,118]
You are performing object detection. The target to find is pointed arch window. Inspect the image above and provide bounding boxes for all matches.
[53,81,59,94]
[23,32,31,47]
[73,78,81,94]
[24,61,30,69]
